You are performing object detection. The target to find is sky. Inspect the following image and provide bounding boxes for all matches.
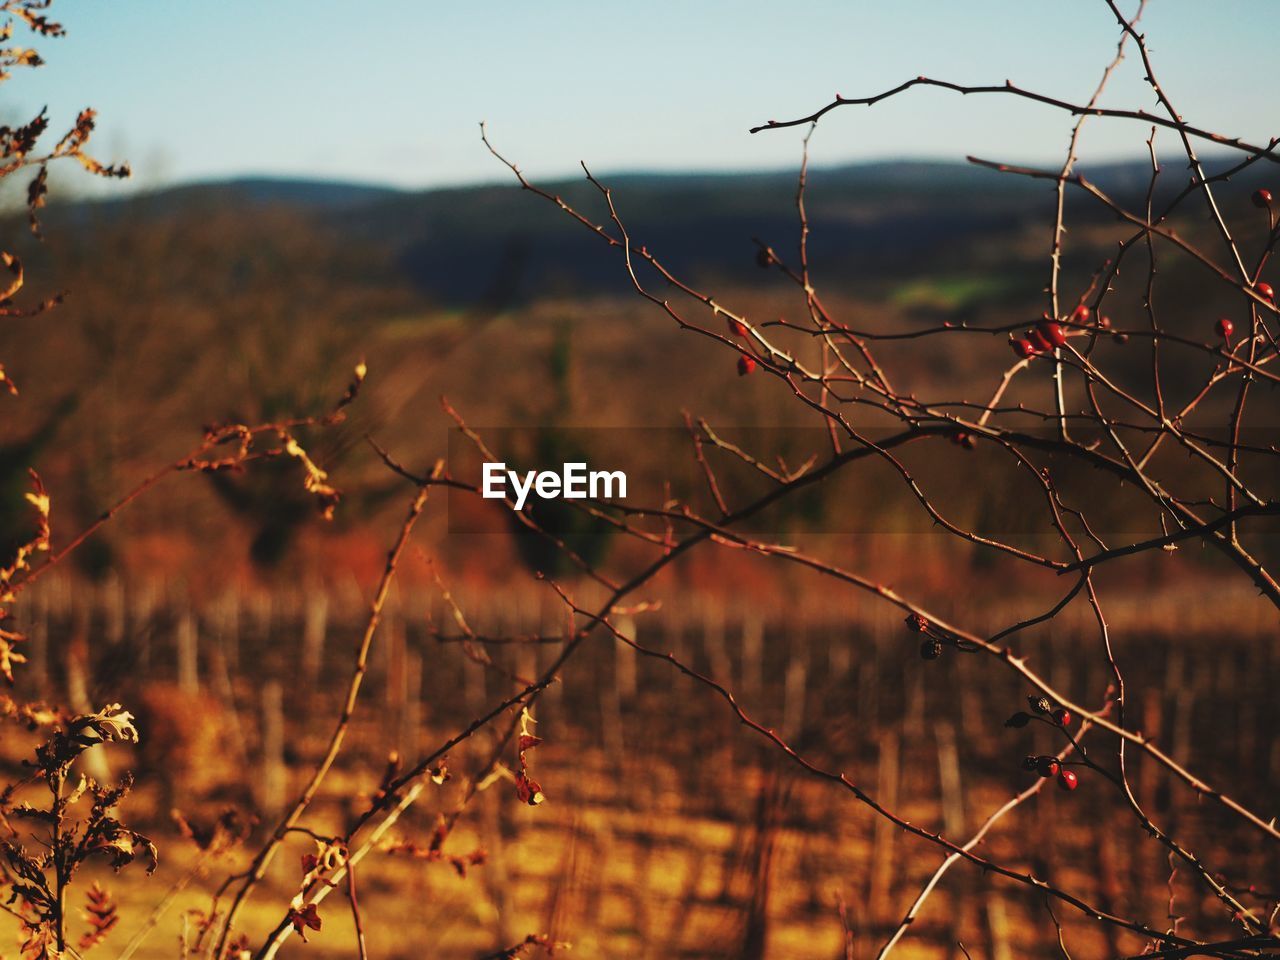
[6,0,1276,193]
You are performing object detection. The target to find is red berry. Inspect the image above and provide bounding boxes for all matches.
[1112,332,1129,345]
[737,355,756,376]
[1052,708,1072,727]
[1071,305,1091,324]
[1057,768,1079,791]
[728,318,748,338]
[1097,315,1112,331]
[1012,338,1035,359]
[1037,320,1067,348]
[1036,757,1060,779]
[1258,281,1275,303]
[1026,329,1052,353]
[1253,188,1273,209]
[1215,317,1234,339]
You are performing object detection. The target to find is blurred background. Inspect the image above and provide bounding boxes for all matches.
[0,1,1277,957]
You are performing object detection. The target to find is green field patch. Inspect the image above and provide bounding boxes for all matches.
[376,309,474,339]
[890,274,1018,310]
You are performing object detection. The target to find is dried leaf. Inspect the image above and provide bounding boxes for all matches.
[77,882,118,951]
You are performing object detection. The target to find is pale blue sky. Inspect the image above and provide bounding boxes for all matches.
[6,1,1273,191]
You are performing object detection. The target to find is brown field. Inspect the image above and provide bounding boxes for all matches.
[6,576,1275,958]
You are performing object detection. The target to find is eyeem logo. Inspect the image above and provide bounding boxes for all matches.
[482,462,628,511]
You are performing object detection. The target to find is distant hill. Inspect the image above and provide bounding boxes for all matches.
[31,153,1273,310]
[339,159,1056,305]
[128,175,406,210]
